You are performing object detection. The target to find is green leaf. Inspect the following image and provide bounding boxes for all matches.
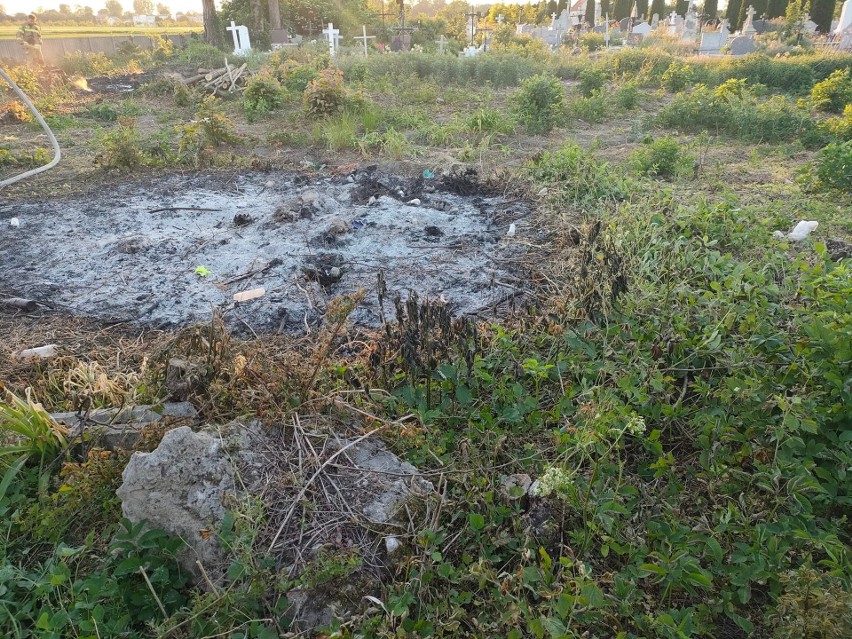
[542,616,568,638]
[468,513,485,531]
[195,265,211,277]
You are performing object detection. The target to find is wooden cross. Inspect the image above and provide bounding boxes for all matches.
[353,25,375,57]
[322,22,339,57]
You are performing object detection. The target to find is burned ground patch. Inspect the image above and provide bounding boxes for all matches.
[0,169,529,333]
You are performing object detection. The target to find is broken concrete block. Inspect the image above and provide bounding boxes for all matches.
[116,424,264,577]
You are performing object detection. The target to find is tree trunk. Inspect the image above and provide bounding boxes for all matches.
[584,0,596,26]
[249,0,264,40]
[267,0,281,31]
[202,0,223,48]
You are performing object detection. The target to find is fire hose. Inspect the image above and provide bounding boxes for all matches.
[0,66,61,189]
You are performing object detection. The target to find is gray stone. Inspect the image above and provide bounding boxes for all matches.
[51,401,197,449]
[116,424,263,576]
[501,473,532,500]
[826,238,852,261]
[340,438,434,523]
[729,35,756,55]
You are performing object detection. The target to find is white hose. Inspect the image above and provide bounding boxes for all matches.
[0,66,62,189]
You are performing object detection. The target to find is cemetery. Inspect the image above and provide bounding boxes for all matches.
[1,1,851,637]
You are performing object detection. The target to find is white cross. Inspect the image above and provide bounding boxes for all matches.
[497,14,504,24]
[353,25,375,57]
[435,34,448,53]
[323,22,340,56]
[551,11,557,20]
[227,20,251,54]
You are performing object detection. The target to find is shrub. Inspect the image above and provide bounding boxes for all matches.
[578,67,607,97]
[96,123,144,170]
[178,95,239,165]
[58,51,113,77]
[461,107,515,136]
[243,72,283,120]
[274,60,319,93]
[631,135,693,178]
[658,82,812,142]
[525,143,627,209]
[513,74,567,134]
[176,39,225,68]
[821,104,852,141]
[614,82,640,109]
[568,91,608,123]
[86,101,119,121]
[304,67,346,118]
[579,32,606,52]
[810,68,852,113]
[809,140,852,192]
[661,60,694,92]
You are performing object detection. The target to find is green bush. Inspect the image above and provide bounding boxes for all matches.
[821,104,852,141]
[578,67,607,97]
[96,123,144,170]
[810,140,852,192]
[579,32,606,52]
[568,91,608,123]
[810,68,852,113]
[658,82,812,142]
[513,73,567,134]
[303,67,346,118]
[243,72,283,120]
[614,82,640,109]
[461,107,515,136]
[661,60,695,92]
[525,143,627,209]
[176,39,226,68]
[631,135,693,178]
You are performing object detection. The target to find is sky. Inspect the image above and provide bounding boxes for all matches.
[4,0,207,15]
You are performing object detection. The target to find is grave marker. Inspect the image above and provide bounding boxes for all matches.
[353,25,375,56]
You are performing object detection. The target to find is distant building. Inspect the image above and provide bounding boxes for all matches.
[133,15,157,26]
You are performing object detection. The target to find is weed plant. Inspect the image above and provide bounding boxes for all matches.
[513,74,567,134]
[631,135,694,178]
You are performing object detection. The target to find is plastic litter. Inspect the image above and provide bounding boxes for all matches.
[10,218,20,227]
[507,223,516,237]
[352,219,365,229]
[408,198,421,206]
[16,344,58,359]
[233,287,266,303]
[773,220,818,242]
[423,169,435,179]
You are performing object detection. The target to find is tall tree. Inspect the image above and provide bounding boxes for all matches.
[703,0,719,19]
[585,0,596,25]
[267,0,281,30]
[248,0,263,39]
[810,0,835,31]
[104,0,123,17]
[766,0,787,17]
[600,0,611,17]
[636,0,648,18]
[650,0,665,19]
[202,0,223,47]
[156,3,170,15]
[726,0,743,29]
[676,0,689,14]
[614,0,631,19]
[133,0,153,14]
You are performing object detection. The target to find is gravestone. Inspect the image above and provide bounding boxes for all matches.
[682,8,699,40]
[836,0,852,35]
[699,31,725,53]
[803,17,818,33]
[226,21,251,55]
[619,17,630,31]
[729,34,756,55]
[651,13,660,29]
[270,29,289,47]
[719,18,730,37]
[390,34,411,52]
[668,12,684,36]
[632,21,652,35]
[742,5,757,34]
[752,19,769,34]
